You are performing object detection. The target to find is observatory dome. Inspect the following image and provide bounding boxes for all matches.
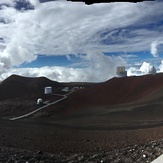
[148,66,156,74]
[37,98,43,105]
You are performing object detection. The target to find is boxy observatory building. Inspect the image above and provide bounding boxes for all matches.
[116,66,127,77]
[44,86,52,94]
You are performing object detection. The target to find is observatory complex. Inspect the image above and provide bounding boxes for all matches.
[116,66,127,77]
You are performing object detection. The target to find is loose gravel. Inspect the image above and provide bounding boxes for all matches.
[1,139,163,163]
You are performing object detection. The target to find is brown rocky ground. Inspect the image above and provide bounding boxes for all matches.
[1,138,163,163]
[0,119,163,162]
[0,74,163,162]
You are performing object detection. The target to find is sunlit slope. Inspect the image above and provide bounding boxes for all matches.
[65,73,163,110]
[45,73,163,128]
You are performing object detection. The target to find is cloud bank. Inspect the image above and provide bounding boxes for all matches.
[0,51,125,82]
[0,1,163,82]
[127,61,158,77]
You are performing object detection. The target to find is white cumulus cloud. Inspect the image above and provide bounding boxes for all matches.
[0,1,163,81]
[0,0,15,6]
[0,51,125,82]
[140,62,156,74]
[128,62,157,76]
[158,60,163,73]
[151,40,163,57]
[28,0,40,7]
[0,1,163,66]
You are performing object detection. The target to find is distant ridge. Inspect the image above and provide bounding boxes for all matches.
[65,73,163,110]
[0,74,62,100]
[2,73,163,106]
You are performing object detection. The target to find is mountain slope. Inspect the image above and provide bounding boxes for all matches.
[63,73,163,110]
[0,74,62,100]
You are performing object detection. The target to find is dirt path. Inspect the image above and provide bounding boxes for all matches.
[9,91,74,120]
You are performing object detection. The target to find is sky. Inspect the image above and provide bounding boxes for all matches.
[0,0,163,82]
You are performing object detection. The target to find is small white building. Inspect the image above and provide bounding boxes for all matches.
[62,87,69,92]
[72,86,80,90]
[44,86,52,94]
[37,98,43,105]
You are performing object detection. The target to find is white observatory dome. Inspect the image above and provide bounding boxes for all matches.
[37,98,43,105]
[140,62,157,75]
[148,66,156,74]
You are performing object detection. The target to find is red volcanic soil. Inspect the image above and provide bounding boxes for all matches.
[65,73,163,110]
[1,74,163,161]
[1,73,163,122]
[1,73,163,118]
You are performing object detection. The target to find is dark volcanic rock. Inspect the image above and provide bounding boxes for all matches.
[0,139,163,163]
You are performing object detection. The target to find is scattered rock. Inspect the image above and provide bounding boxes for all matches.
[0,139,163,163]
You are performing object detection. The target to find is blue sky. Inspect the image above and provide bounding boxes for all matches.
[20,55,71,68]
[20,51,163,69]
[1,0,163,82]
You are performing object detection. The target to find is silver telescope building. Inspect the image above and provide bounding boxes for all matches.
[116,66,127,77]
